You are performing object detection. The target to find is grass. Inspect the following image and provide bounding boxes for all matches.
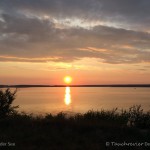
[0,105,150,150]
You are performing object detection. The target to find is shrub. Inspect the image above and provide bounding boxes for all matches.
[0,88,18,117]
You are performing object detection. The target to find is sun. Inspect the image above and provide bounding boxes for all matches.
[64,76,72,84]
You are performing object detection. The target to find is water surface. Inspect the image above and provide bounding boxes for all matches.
[14,87,150,114]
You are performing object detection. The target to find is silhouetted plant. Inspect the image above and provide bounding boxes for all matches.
[0,88,18,117]
[127,105,144,127]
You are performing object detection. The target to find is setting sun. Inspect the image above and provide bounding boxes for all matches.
[64,76,72,84]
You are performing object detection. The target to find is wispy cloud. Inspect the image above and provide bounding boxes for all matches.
[0,0,150,64]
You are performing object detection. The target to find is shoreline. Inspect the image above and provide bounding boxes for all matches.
[0,84,150,88]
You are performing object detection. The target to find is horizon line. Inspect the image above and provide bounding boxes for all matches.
[0,84,150,88]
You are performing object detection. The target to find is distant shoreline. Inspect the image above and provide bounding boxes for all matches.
[0,84,150,88]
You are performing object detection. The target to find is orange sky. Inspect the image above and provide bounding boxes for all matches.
[0,60,150,85]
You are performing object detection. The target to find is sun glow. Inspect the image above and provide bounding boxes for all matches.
[64,76,72,84]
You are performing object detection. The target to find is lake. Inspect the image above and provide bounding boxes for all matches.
[14,87,150,115]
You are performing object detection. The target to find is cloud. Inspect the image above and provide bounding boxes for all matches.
[0,0,150,64]
[1,0,150,30]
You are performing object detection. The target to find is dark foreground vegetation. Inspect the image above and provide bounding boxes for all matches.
[0,89,150,150]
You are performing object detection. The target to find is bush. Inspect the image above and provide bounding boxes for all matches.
[0,88,18,117]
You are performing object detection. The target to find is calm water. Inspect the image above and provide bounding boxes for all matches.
[14,87,150,114]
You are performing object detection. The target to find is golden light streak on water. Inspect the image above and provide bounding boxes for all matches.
[64,87,71,105]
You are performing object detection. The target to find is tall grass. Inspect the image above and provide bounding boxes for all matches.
[0,106,150,150]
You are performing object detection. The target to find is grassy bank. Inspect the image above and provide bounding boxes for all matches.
[0,106,150,150]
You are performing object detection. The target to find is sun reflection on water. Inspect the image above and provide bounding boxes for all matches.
[64,87,71,105]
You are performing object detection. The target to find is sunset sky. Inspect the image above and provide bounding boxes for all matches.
[0,0,150,85]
